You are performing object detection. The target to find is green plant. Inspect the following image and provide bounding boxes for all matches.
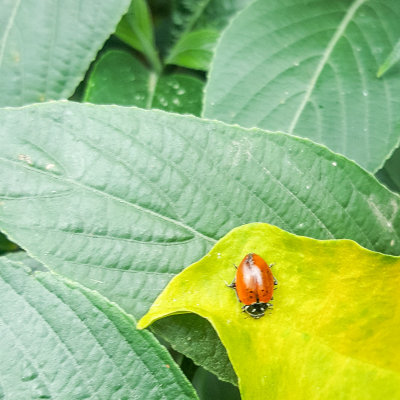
[0,1,399,399]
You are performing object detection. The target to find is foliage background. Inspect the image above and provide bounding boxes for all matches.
[0,0,399,399]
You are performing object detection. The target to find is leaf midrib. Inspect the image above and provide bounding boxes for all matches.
[288,0,367,134]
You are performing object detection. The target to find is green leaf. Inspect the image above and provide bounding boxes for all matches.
[139,223,400,400]
[152,74,204,115]
[376,146,400,193]
[84,50,150,107]
[0,101,400,321]
[204,0,400,172]
[377,38,400,77]
[167,0,252,70]
[171,0,252,41]
[170,0,210,39]
[115,0,162,73]
[192,366,240,400]
[1,101,400,384]
[0,254,198,399]
[84,49,204,115]
[0,231,18,254]
[0,0,131,106]
[166,29,219,71]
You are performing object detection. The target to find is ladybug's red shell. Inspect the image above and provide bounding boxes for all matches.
[235,253,274,305]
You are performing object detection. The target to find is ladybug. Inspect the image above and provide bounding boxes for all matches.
[228,253,277,319]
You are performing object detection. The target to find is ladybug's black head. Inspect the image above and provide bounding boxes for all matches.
[243,302,272,319]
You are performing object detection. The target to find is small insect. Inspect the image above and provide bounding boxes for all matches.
[228,253,277,319]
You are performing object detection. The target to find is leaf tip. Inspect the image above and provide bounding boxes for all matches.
[376,66,385,78]
[136,315,151,330]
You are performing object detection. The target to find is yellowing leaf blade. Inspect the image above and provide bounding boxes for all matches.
[139,223,400,400]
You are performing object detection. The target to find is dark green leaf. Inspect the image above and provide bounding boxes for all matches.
[84,49,204,115]
[171,0,252,41]
[84,50,150,107]
[0,231,18,254]
[115,0,162,73]
[192,366,240,400]
[376,146,400,193]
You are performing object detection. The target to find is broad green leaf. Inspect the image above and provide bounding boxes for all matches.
[0,231,18,254]
[139,223,400,400]
[377,38,400,77]
[115,0,162,73]
[376,146,400,193]
[204,0,400,172]
[166,29,219,71]
[0,0,131,107]
[84,50,150,108]
[0,254,198,399]
[1,101,400,383]
[84,49,204,115]
[1,101,400,319]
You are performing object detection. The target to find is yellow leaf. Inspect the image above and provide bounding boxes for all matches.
[138,223,400,400]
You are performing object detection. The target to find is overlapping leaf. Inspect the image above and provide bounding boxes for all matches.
[1,101,400,383]
[84,49,203,115]
[376,146,400,193]
[204,0,400,172]
[0,253,197,399]
[0,231,17,254]
[0,0,131,106]
[139,223,400,400]
[0,101,399,319]
[167,0,252,70]
[115,0,161,73]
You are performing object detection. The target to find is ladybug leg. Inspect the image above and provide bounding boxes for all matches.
[226,277,236,289]
[273,276,278,286]
[233,263,238,269]
[269,263,275,268]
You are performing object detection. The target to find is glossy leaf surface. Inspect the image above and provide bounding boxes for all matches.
[139,223,400,400]
[84,49,204,115]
